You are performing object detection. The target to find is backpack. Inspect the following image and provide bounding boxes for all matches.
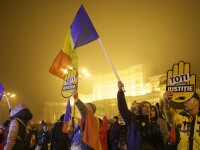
[15,118,36,150]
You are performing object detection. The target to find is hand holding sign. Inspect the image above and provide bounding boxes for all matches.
[61,69,78,98]
[166,61,196,103]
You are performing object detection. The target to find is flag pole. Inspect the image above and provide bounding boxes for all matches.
[3,91,11,110]
[98,38,125,91]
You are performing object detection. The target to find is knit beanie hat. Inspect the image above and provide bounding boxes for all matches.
[113,116,118,120]
[113,116,118,123]
[138,101,151,114]
[85,103,96,114]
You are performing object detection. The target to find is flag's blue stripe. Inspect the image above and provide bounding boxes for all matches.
[70,5,99,49]
[0,84,4,101]
[64,99,71,122]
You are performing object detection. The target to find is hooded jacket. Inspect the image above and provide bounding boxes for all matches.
[4,104,33,150]
[109,117,121,141]
[117,91,164,150]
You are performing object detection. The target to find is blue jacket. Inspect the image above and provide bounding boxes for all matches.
[117,91,164,150]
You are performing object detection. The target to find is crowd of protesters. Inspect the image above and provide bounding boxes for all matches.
[0,81,200,150]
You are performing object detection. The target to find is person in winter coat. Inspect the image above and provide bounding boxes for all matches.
[35,121,51,150]
[4,103,33,150]
[117,81,164,150]
[150,105,169,149]
[71,89,108,150]
[109,116,121,150]
[164,91,200,150]
[51,114,70,150]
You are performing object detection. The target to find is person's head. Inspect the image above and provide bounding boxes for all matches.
[41,120,45,125]
[183,92,200,115]
[150,106,158,120]
[85,103,96,115]
[113,116,118,123]
[118,117,125,125]
[138,101,151,116]
[40,120,48,131]
[131,101,139,114]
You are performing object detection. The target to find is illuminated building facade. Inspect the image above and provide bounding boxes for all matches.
[93,64,152,100]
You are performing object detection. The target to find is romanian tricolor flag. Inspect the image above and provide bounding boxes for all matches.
[0,84,4,101]
[82,110,102,150]
[62,99,71,133]
[49,5,99,79]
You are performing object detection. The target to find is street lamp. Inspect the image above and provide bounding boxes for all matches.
[3,92,16,109]
[10,94,16,98]
[4,92,16,99]
[0,92,16,122]
[81,68,90,78]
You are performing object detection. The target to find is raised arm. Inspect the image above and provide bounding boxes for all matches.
[163,91,178,125]
[117,81,134,125]
[72,89,87,119]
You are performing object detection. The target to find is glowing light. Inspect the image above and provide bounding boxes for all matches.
[62,69,68,74]
[85,72,90,77]
[10,94,16,98]
[3,92,16,98]
[68,66,73,70]
[82,69,87,73]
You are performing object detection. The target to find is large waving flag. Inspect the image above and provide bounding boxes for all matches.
[62,99,71,133]
[0,84,4,101]
[49,5,99,79]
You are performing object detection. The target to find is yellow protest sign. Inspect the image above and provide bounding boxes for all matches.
[61,69,78,98]
[166,61,196,103]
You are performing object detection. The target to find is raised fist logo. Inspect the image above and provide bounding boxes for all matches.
[166,61,196,103]
[61,69,78,98]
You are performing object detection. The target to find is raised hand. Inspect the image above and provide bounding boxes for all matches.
[118,81,124,91]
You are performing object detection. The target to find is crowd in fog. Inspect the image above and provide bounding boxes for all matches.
[0,80,200,150]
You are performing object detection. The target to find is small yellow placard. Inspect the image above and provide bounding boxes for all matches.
[166,61,196,103]
[61,69,78,98]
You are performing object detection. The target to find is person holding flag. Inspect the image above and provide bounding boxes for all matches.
[117,81,164,150]
[71,89,108,150]
[48,4,121,149]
